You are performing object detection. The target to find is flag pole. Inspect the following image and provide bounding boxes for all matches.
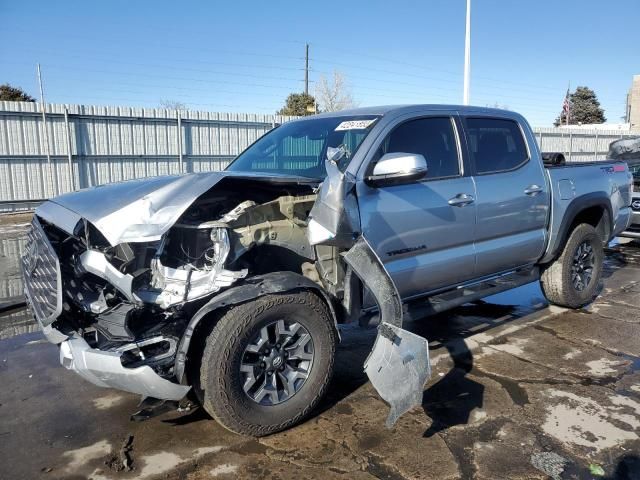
[463,0,471,105]
[566,82,570,126]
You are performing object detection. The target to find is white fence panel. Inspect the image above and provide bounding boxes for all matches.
[1,100,638,212]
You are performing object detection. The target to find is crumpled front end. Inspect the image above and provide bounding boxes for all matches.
[22,215,194,399]
[21,175,318,401]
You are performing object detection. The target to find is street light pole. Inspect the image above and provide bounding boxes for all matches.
[463,0,471,105]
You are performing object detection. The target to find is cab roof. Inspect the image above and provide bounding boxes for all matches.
[311,104,516,118]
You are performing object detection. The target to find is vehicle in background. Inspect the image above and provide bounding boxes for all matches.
[22,105,633,436]
[609,138,640,239]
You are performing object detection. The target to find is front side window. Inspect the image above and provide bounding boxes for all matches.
[226,115,380,179]
[373,117,460,179]
[466,118,528,174]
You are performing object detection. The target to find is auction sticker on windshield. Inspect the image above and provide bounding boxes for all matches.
[335,119,376,131]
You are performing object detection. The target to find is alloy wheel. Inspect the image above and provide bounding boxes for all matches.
[571,241,595,292]
[240,319,314,405]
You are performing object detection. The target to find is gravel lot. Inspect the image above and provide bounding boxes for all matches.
[0,216,639,480]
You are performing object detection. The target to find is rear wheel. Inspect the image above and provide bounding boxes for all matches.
[540,223,604,308]
[200,291,337,436]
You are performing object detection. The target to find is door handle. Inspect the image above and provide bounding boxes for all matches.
[524,184,543,196]
[448,193,475,207]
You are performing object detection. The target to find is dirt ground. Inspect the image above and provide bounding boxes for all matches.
[0,218,639,480]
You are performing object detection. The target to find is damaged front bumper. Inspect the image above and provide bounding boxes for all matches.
[59,336,190,401]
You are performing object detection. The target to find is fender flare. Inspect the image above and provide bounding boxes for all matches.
[174,271,338,383]
[542,192,613,264]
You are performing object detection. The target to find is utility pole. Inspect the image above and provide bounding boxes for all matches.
[304,43,309,95]
[463,0,471,105]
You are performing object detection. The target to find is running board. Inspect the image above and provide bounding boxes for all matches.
[406,267,540,318]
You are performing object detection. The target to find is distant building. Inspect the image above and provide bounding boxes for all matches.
[626,74,640,130]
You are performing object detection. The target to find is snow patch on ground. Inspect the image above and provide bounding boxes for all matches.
[491,337,529,356]
[585,358,620,376]
[542,390,639,451]
[210,463,239,477]
[562,348,581,360]
[137,452,183,479]
[62,440,112,472]
[92,394,125,410]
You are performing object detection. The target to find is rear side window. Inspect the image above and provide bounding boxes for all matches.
[466,118,528,174]
[374,117,460,179]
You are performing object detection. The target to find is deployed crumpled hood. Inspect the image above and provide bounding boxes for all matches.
[36,171,316,246]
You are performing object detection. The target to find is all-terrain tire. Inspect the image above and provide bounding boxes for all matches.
[540,223,604,308]
[200,290,337,436]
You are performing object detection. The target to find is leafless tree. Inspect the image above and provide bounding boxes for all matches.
[316,71,356,112]
[159,99,188,110]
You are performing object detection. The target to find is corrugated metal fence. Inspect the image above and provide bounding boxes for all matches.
[534,127,637,163]
[0,101,295,211]
[1,100,638,211]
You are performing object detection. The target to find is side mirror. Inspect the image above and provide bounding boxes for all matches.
[365,152,428,187]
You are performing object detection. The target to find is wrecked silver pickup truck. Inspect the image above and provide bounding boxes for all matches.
[22,105,633,436]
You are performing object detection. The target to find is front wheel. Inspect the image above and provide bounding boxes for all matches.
[200,291,337,436]
[540,223,604,308]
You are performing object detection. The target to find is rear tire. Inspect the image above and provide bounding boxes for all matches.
[540,223,603,308]
[200,291,337,436]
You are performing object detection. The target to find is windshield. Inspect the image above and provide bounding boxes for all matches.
[226,115,380,179]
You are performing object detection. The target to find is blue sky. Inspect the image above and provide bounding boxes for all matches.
[1,0,637,126]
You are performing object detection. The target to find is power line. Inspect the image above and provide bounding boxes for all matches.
[27,63,302,92]
[309,43,560,93]
[24,62,560,114]
[51,93,278,112]
[13,44,563,104]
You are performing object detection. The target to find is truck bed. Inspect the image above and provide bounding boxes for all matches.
[541,159,632,263]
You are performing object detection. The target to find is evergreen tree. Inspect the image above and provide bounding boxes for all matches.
[0,84,36,102]
[278,93,316,116]
[554,86,606,126]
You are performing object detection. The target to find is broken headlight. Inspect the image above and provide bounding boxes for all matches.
[205,227,231,271]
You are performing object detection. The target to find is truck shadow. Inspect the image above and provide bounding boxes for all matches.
[420,333,483,437]
[409,305,514,437]
[317,302,519,433]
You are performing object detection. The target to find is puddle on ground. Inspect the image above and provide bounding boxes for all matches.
[0,308,37,341]
[482,281,548,313]
[0,223,29,306]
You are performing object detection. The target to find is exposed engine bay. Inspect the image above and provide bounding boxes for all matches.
[38,177,340,381]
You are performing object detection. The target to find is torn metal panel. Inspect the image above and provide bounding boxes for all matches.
[343,236,431,427]
[364,324,431,427]
[307,159,360,248]
[342,237,402,327]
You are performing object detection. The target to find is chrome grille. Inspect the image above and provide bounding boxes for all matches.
[21,217,62,326]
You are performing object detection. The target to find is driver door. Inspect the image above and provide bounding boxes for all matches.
[356,115,477,300]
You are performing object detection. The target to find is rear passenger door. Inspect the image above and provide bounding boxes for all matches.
[463,116,549,277]
[357,115,477,299]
